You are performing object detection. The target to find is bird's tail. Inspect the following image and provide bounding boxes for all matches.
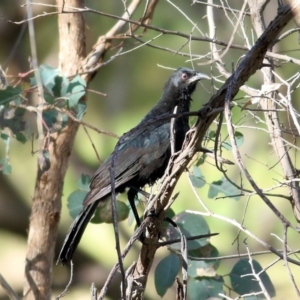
[57,200,99,265]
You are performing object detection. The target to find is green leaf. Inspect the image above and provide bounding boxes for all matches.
[0,107,26,134]
[0,157,12,174]
[65,75,86,108]
[0,133,11,174]
[44,94,55,104]
[60,75,70,97]
[208,177,240,200]
[234,131,244,147]
[188,244,220,278]
[165,211,210,251]
[0,86,22,105]
[39,64,60,95]
[222,141,231,150]
[208,130,216,139]
[52,75,64,98]
[229,259,275,297]
[15,132,27,143]
[67,190,87,219]
[155,254,180,297]
[187,276,224,300]
[189,166,206,188]
[222,131,244,150]
[91,199,130,224]
[77,174,91,191]
[0,133,9,141]
[196,154,206,166]
[42,109,68,133]
[74,102,87,119]
[162,208,176,231]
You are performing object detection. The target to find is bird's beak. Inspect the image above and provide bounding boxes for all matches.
[187,73,210,84]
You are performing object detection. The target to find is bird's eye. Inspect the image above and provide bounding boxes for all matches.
[181,73,188,80]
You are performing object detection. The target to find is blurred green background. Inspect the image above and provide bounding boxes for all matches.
[0,0,300,299]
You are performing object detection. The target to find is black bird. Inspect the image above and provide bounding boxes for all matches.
[58,67,209,264]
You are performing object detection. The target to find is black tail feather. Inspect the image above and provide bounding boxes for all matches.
[57,201,99,265]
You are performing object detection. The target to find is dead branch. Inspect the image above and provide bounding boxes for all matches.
[126,2,300,298]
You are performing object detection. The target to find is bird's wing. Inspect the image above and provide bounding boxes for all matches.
[83,122,170,206]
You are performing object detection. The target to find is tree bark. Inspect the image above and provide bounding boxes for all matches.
[23,1,86,299]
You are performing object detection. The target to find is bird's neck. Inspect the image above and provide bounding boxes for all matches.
[145,88,192,122]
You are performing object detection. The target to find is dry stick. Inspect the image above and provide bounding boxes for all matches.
[187,249,300,261]
[109,152,126,300]
[213,111,225,172]
[248,0,300,222]
[245,243,271,300]
[98,217,150,300]
[224,82,296,229]
[7,3,300,65]
[187,173,300,266]
[56,261,74,300]
[282,225,300,297]
[82,0,144,75]
[0,273,20,300]
[198,0,248,66]
[128,3,300,297]
[82,126,102,163]
[195,0,251,16]
[187,209,300,266]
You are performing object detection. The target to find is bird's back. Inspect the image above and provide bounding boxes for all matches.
[84,119,178,205]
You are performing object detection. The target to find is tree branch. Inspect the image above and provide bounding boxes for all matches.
[127,1,300,298]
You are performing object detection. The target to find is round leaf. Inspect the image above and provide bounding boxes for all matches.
[165,211,210,251]
[229,259,275,297]
[67,190,87,219]
[155,254,180,297]
[187,276,224,300]
[91,199,129,224]
[189,166,206,188]
[208,177,240,200]
[77,174,91,191]
[188,244,220,278]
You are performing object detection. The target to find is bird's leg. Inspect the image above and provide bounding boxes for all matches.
[127,184,151,198]
[197,146,213,154]
[127,188,141,226]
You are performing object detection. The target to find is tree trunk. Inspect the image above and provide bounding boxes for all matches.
[23,1,86,299]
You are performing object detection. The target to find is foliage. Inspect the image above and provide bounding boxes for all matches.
[1,1,300,300]
[0,64,86,174]
[155,210,275,299]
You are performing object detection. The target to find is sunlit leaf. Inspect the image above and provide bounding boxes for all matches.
[67,190,87,219]
[188,244,220,278]
[77,174,91,191]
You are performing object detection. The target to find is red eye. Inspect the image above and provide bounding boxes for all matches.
[181,73,188,80]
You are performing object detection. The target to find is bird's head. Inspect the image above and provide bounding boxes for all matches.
[171,67,210,93]
[163,67,210,103]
